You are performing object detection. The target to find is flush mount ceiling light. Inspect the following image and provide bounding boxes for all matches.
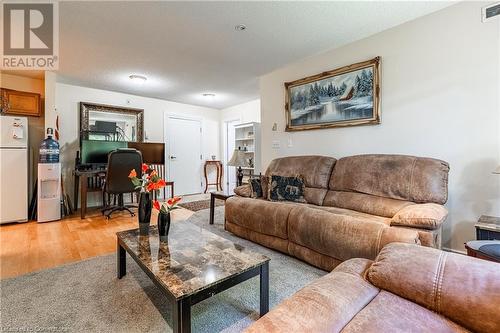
[202,93,216,98]
[234,24,246,31]
[129,74,147,83]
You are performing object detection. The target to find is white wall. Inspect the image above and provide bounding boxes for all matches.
[260,2,500,252]
[220,99,261,124]
[53,82,220,204]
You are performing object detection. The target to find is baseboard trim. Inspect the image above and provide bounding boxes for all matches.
[442,247,466,255]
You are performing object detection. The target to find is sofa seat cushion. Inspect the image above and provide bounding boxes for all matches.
[245,259,379,333]
[313,206,392,226]
[341,291,467,333]
[288,206,419,261]
[225,196,301,239]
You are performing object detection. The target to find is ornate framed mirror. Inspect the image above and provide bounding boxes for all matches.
[79,102,144,142]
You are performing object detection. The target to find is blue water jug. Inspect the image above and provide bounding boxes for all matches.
[39,128,60,163]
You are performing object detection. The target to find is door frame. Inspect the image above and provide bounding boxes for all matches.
[164,113,204,194]
[222,117,241,189]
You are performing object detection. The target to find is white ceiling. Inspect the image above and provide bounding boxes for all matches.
[56,1,454,109]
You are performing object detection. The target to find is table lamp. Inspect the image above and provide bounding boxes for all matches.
[228,148,247,186]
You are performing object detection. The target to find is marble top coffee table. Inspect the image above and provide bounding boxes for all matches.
[116,223,270,333]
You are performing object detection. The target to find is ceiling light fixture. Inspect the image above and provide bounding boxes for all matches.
[129,74,147,83]
[235,24,246,31]
[203,93,216,98]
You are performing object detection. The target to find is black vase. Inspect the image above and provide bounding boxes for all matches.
[138,192,152,235]
[157,212,171,242]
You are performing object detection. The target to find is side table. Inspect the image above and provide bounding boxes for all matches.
[475,215,500,240]
[204,160,223,193]
[210,191,234,225]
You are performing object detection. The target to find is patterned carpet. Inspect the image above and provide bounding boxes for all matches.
[1,207,325,333]
[179,199,224,212]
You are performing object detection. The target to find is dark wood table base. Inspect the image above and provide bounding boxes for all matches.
[209,191,234,225]
[117,239,269,333]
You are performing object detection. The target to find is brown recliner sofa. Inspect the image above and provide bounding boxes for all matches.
[246,243,500,333]
[225,154,449,271]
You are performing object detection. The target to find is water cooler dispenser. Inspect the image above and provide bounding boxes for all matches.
[37,128,61,222]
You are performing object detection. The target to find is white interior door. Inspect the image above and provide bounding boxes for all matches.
[224,119,239,193]
[167,117,202,195]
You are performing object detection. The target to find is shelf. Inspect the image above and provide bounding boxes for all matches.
[240,167,254,170]
[243,151,255,153]
[235,137,254,141]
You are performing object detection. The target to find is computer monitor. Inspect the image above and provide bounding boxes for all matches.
[128,142,165,164]
[80,140,127,165]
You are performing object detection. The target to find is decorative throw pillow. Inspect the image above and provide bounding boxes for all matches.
[268,175,306,203]
[249,177,263,198]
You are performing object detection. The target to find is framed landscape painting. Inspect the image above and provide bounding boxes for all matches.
[285,57,381,131]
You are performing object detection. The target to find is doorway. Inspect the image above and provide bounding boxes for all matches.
[165,116,202,195]
[223,119,240,193]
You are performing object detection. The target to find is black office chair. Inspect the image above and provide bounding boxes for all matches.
[101,148,142,219]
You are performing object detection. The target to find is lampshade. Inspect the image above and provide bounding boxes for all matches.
[227,149,247,167]
[493,165,500,174]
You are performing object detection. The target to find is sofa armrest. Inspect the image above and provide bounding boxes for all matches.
[234,184,252,197]
[367,243,500,333]
[390,203,447,230]
[245,258,378,333]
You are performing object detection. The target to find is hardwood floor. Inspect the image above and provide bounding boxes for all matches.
[0,207,194,279]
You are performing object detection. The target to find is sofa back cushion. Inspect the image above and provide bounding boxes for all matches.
[323,191,414,218]
[265,155,336,205]
[329,154,449,204]
[367,243,500,333]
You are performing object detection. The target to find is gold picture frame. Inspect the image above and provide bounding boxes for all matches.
[285,57,381,131]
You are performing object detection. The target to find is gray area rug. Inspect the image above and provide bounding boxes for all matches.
[1,207,325,333]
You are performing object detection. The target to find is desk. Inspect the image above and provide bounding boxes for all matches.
[74,168,174,219]
[74,169,106,219]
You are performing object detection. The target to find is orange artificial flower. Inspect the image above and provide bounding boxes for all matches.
[167,198,173,205]
[157,179,166,188]
[146,182,155,192]
[173,196,181,204]
[153,200,161,211]
[128,169,137,178]
[150,170,157,177]
[142,163,149,172]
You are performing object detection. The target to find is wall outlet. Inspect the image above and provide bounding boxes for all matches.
[272,140,280,149]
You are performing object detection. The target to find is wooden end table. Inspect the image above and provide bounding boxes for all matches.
[204,160,223,193]
[209,190,234,225]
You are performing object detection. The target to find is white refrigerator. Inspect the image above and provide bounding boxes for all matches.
[0,116,28,224]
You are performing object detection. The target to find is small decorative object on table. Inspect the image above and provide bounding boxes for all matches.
[228,148,247,186]
[129,163,167,235]
[153,196,181,241]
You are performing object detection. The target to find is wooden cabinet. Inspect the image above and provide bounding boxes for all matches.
[1,88,41,117]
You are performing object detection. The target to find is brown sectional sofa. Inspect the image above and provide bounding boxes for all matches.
[246,243,500,333]
[225,154,449,271]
